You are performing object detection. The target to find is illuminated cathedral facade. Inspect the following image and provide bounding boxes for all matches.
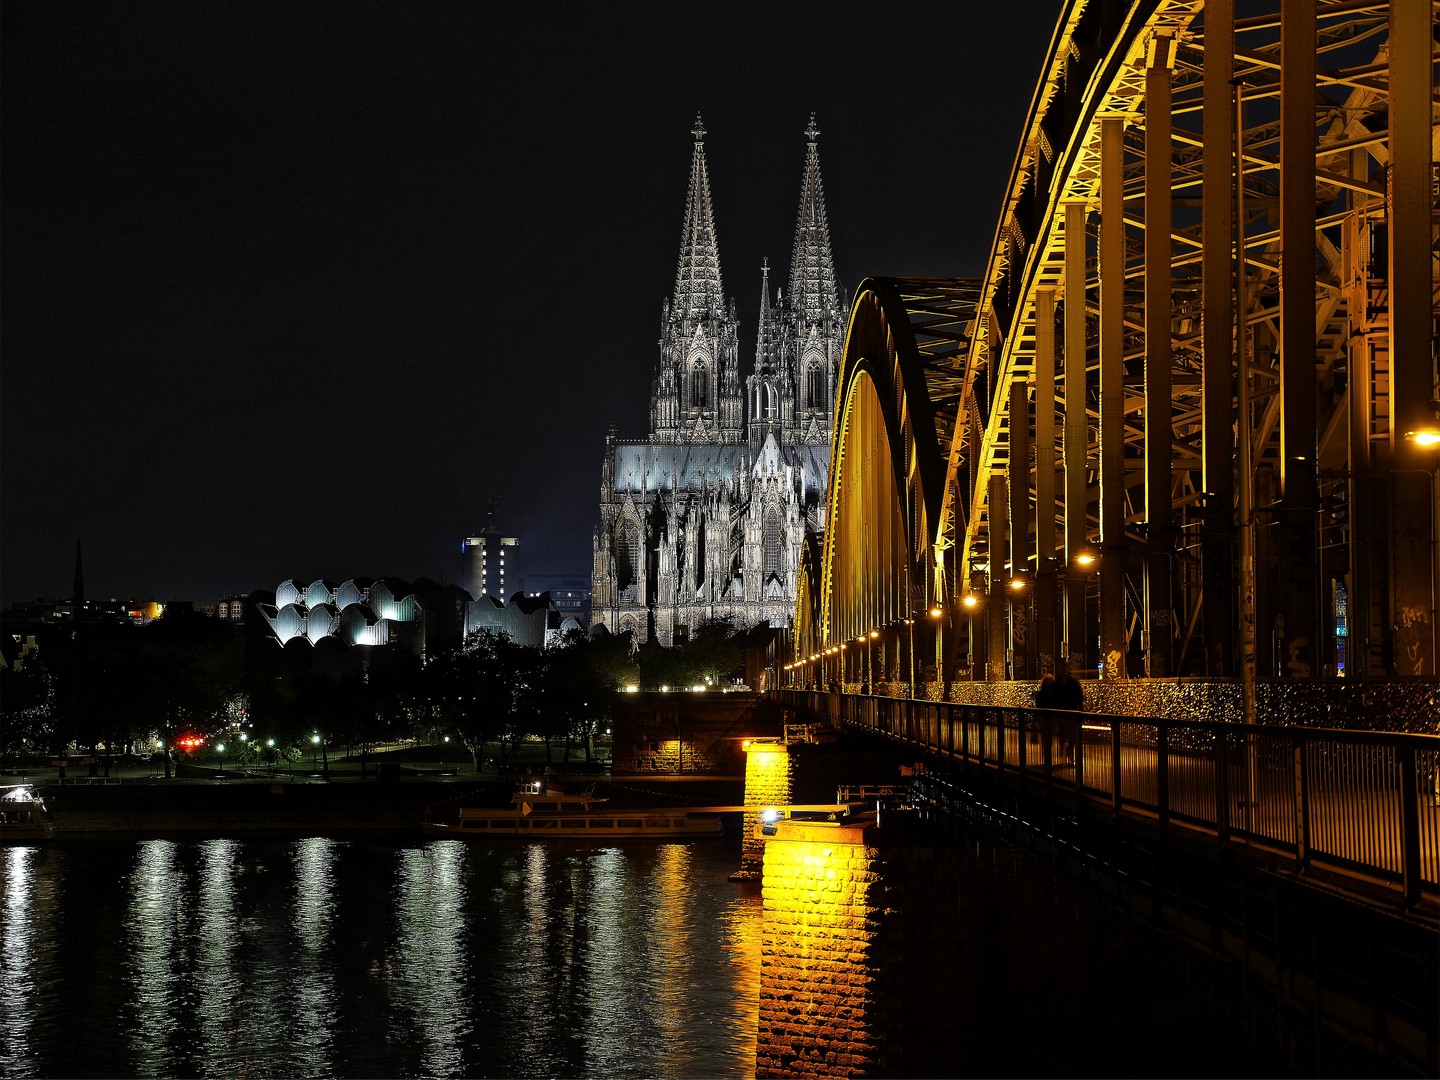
[591,117,845,646]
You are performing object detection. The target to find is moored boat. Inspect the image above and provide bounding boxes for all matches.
[0,784,58,842]
[423,779,724,840]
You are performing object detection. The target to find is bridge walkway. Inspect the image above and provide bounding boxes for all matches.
[775,689,1440,924]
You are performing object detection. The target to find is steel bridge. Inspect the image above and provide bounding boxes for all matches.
[787,0,1439,707]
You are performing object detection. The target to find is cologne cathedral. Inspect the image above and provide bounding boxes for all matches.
[591,117,844,646]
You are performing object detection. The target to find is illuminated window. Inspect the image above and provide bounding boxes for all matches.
[764,508,782,576]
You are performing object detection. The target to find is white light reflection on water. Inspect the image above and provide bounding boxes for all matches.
[289,837,338,1071]
[193,840,241,1068]
[13,836,762,1078]
[124,840,184,1076]
[390,841,470,1076]
[1,847,40,1077]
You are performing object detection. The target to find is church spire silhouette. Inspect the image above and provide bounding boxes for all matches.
[72,538,85,605]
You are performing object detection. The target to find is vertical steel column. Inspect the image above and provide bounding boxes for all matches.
[1063,202,1090,668]
[1387,0,1438,676]
[1201,0,1236,676]
[1010,379,1032,680]
[1144,41,1175,677]
[988,473,1009,681]
[1278,0,1319,677]
[1099,115,1127,679]
[1344,209,1380,676]
[1035,286,1059,674]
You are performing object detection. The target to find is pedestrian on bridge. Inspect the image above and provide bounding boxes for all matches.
[1052,659,1084,764]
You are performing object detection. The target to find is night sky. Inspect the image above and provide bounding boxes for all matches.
[2,2,1055,608]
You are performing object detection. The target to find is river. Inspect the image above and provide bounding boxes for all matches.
[2,835,760,1079]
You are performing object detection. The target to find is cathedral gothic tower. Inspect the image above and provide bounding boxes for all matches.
[651,118,744,445]
[594,117,844,648]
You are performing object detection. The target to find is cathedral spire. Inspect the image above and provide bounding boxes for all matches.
[672,115,725,321]
[72,537,85,605]
[787,115,840,325]
[756,257,777,374]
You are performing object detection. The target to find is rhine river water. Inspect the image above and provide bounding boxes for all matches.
[5,824,1332,1079]
[2,835,762,1079]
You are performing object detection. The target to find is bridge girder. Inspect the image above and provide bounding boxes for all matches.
[794,0,1439,690]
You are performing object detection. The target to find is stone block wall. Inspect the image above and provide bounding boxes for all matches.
[757,820,888,1078]
[737,741,793,878]
[610,691,785,773]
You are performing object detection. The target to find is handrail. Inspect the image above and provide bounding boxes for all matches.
[774,689,1440,911]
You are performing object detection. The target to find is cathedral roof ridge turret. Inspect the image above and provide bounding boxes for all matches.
[672,114,727,323]
[787,114,841,326]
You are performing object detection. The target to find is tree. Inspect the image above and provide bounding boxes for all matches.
[425,632,526,772]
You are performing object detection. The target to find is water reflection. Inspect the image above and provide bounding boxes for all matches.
[391,842,470,1076]
[194,840,240,1070]
[290,837,337,1071]
[11,836,760,1079]
[1,847,39,1077]
[124,841,183,1075]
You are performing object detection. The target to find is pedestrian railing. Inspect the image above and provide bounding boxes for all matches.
[775,689,1440,910]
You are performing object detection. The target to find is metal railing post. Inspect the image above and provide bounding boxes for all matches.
[1399,746,1421,907]
[1156,722,1170,826]
[1111,718,1123,814]
[1215,731,1232,842]
[1293,735,1310,870]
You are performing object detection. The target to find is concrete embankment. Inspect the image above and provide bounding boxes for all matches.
[38,777,501,834]
[34,773,749,835]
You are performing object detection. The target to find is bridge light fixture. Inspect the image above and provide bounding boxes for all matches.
[869,629,880,639]
[1404,428,1440,448]
[761,807,782,836]
[929,606,943,618]
[1073,550,1098,569]
[961,593,981,609]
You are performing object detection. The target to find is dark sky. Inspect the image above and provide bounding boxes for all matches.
[1,1,1056,607]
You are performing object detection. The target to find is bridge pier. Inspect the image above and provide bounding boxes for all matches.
[732,738,795,881]
[756,814,941,1079]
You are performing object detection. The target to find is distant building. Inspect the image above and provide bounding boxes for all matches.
[214,595,249,623]
[520,575,592,625]
[2,596,175,628]
[253,577,470,658]
[591,118,842,645]
[465,591,579,649]
[462,508,520,602]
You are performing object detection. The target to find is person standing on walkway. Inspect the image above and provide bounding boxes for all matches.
[1052,659,1084,763]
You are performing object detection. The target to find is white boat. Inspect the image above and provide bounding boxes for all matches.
[0,784,58,842]
[424,779,724,840]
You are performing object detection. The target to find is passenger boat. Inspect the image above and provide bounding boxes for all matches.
[0,784,58,842]
[423,779,724,840]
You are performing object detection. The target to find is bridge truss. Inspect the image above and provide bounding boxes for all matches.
[792,0,1438,693]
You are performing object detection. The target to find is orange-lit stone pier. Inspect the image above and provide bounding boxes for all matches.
[733,738,795,881]
[756,813,947,1079]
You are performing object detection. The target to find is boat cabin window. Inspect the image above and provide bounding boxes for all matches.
[530,801,558,811]
[532,819,557,829]
[463,820,488,829]
[617,819,644,829]
[587,819,615,828]
[645,819,673,827]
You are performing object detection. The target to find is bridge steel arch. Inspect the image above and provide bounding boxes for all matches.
[793,0,1438,701]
